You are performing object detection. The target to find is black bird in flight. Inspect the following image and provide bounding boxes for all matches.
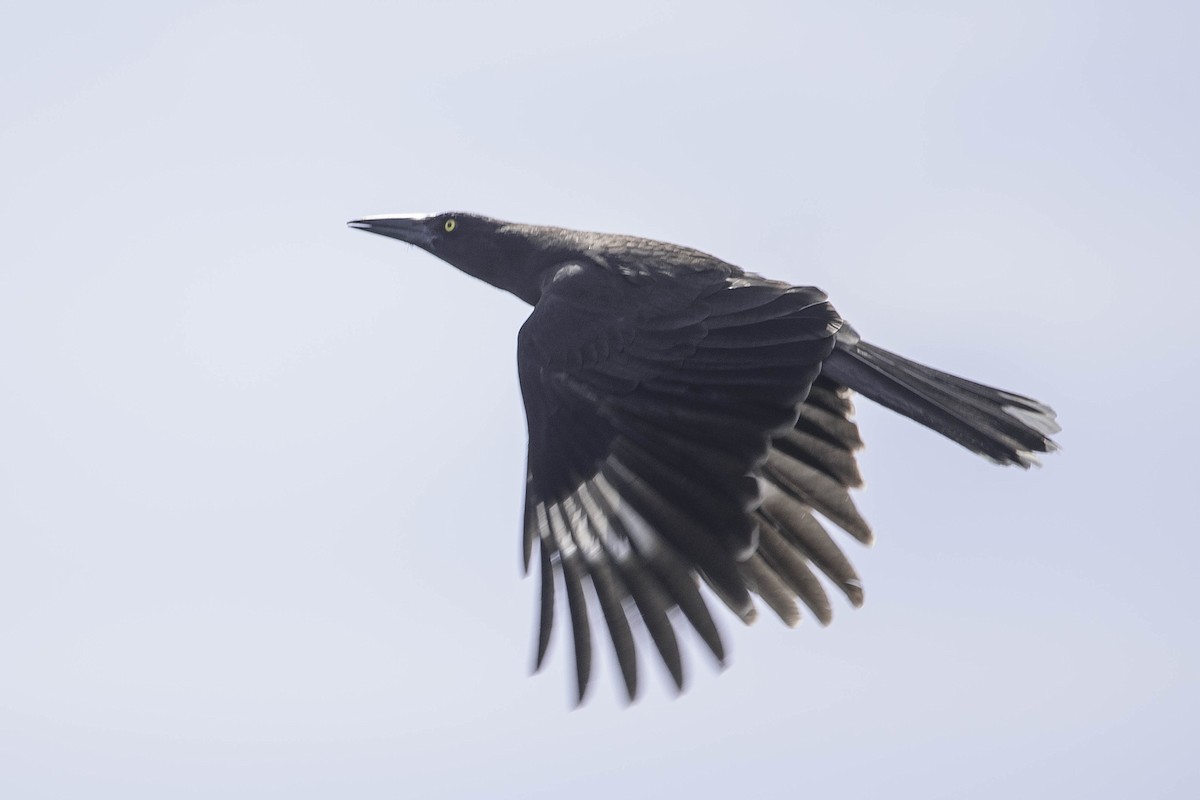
[348,212,1060,703]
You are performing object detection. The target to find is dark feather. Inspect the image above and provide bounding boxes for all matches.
[599,458,753,613]
[547,504,593,703]
[755,513,833,624]
[765,449,873,545]
[741,551,800,626]
[533,518,555,671]
[760,485,864,606]
[793,401,864,450]
[563,491,638,700]
[773,427,864,488]
[822,341,1058,467]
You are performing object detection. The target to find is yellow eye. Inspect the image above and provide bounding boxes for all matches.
[444,218,457,233]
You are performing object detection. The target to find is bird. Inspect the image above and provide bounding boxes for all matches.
[348,211,1060,704]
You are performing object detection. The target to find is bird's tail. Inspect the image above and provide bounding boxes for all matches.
[820,339,1060,467]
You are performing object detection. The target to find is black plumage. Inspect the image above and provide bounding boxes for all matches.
[348,212,1060,703]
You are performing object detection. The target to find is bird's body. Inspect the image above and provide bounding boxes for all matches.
[349,212,1059,703]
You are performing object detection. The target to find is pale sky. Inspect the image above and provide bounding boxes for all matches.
[1,2,1197,798]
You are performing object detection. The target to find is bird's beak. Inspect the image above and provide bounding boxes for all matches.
[347,214,436,248]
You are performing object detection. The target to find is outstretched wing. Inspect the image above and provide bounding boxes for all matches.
[518,260,857,702]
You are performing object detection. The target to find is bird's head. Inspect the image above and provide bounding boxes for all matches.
[348,211,554,304]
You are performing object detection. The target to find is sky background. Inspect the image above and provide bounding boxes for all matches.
[1,1,1197,797]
